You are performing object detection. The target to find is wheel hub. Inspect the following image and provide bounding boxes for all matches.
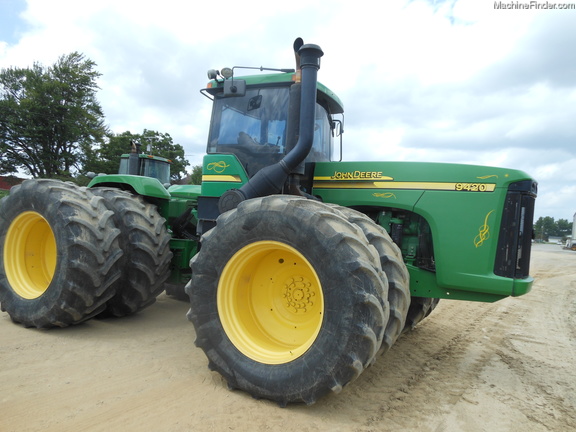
[283,276,315,313]
[218,241,324,364]
[4,211,57,299]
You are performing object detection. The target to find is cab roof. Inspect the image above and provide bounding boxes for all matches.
[204,72,344,115]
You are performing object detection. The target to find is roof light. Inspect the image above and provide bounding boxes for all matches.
[221,68,233,79]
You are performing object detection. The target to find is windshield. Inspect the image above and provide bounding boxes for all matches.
[207,86,333,177]
[142,158,170,185]
[310,104,332,163]
[118,156,171,184]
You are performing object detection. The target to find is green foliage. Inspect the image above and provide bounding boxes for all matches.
[189,164,202,185]
[82,132,130,175]
[0,52,190,185]
[83,129,190,182]
[0,189,9,199]
[534,216,573,241]
[0,52,107,178]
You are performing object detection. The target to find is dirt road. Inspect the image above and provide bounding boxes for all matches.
[1,244,575,432]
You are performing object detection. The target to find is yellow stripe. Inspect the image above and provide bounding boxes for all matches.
[313,181,496,192]
[202,174,242,182]
[313,175,394,181]
[374,182,461,190]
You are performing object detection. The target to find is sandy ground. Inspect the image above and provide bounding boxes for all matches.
[1,243,575,432]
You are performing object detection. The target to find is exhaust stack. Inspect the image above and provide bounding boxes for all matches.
[218,39,323,213]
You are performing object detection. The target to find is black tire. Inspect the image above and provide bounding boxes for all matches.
[165,283,189,301]
[0,179,122,328]
[186,195,388,406]
[403,297,440,333]
[330,207,410,355]
[89,188,172,317]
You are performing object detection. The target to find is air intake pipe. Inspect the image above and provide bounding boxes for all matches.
[218,40,323,213]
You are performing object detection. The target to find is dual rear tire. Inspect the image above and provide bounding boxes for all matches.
[90,188,172,317]
[0,180,171,328]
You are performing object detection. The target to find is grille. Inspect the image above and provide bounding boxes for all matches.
[494,180,537,279]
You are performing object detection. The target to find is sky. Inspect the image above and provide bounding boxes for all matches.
[0,0,575,222]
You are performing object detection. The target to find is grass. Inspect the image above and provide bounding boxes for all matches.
[0,189,9,199]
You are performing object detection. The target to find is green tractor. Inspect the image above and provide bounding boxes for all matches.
[117,142,173,187]
[0,39,537,405]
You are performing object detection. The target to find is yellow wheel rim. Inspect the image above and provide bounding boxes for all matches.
[218,241,324,364]
[4,211,57,299]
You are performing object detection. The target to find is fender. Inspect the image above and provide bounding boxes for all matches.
[88,174,171,200]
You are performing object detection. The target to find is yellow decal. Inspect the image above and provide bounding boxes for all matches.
[202,174,242,182]
[474,210,495,248]
[455,183,495,192]
[477,175,498,180]
[316,171,394,181]
[373,192,397,199]
[313,180,496,192]
[206,161,230,173]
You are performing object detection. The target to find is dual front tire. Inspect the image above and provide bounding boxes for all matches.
[187,195,411,405]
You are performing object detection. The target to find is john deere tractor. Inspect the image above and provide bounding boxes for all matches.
[0,38,537,405]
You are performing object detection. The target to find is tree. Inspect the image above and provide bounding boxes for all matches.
[556,218,572,237]
[534,216,556,241]
[189,164,202,185]
[534,216,573,241]
[0,52,107,178]
[84,129,189,182]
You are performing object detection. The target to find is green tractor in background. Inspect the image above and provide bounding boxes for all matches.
[0,39,537,405]
[117,142,173,187]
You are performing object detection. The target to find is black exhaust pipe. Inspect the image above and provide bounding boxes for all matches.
[128,140,141,176]
[283,42,322,172]
[293,37,303,70]
[218,40,323,213]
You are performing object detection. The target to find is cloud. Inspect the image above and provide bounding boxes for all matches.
[1,0,575,220]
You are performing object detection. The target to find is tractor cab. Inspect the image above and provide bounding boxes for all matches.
[118,146,172,185]
[203,71,344,178]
